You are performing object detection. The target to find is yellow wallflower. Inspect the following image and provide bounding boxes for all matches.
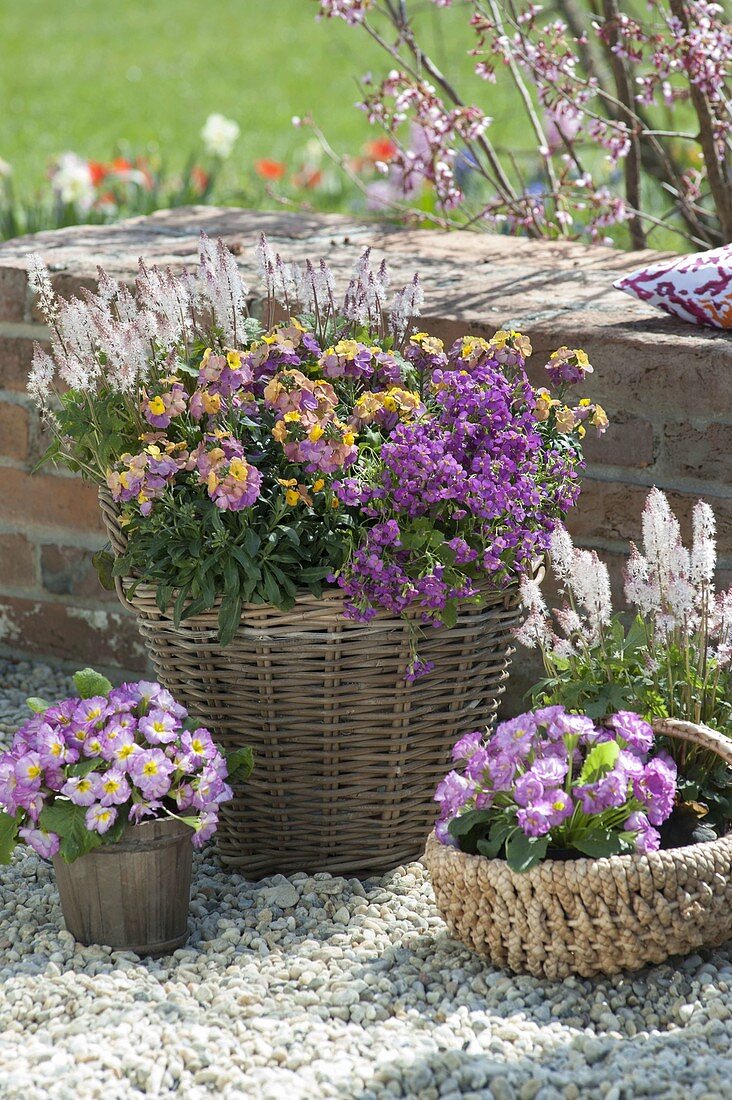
[227,350,242,368]
[148,396,166,416]
[313,478,325,492]
[285,489,300,506]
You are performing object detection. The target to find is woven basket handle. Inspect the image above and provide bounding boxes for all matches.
[652,717,732,768]
[97,488,133,609]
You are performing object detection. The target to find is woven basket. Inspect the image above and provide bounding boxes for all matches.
[98,489,535,877]
[425,718,732,979]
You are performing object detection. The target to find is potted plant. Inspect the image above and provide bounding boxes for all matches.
[425,706,732,979]
[24,236,606,876]
[516,488,732,836]
[0,668,253,956]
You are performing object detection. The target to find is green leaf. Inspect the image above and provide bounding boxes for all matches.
[39,800,102,864]
[447,809,493,839]
[572,832,628,859]
[476,834,504,859]
[0,811,19,864]
[504,829,548,873]
[225,746,254,784]
[578,740,620,785]
[73,668,113,700]
[65,758,102,779]
[218,593,243,648]
[92,549,116,591]
[26,697,51,714]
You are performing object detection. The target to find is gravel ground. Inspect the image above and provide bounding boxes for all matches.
[2,658,732,1100]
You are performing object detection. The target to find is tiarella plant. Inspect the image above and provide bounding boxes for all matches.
[27,235,606,675]
[435,706,677,870]
[517,488,732,825]
[0,669,253,864]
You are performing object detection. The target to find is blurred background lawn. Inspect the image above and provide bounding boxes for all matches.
[0,0,515,196]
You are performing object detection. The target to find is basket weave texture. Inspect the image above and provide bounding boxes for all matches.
[99,490,532,878]
[425,718,732,979]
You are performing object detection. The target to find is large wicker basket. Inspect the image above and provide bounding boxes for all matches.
[425,718,732,979]
[99,490,534,877]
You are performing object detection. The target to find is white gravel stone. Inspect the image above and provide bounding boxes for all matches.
[3,658,732,1098]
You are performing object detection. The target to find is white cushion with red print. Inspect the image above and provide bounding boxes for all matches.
[614,243,732,329]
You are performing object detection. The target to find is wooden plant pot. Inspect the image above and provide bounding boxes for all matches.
[53,818,194,956]
[425,719,732,980]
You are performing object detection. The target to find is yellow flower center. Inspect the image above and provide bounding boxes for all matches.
[143,761,159,777]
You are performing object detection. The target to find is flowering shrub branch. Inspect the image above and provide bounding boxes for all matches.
[316,0,732,248]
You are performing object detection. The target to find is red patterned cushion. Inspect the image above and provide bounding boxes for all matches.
[614,244,732,329]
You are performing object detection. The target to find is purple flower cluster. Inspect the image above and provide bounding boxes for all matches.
[435,707,677,859]
[0,681,234,860]
[336,336,581,635]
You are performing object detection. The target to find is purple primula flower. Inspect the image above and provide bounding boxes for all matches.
[434,769,474,819]
[192,810,219,849]
[486,753,517,790]
[492,714,536,757]
[100,715,137,760]
[633,756,676,826]
[451,730,484,763]
[129,800,163,824]
[543,788,574,825]
[625,810,661,853]
[434,817,459,846]
[178,729,218,769]
[83,731,105,758]
[98,768,132,807]
[514,771,545,807]
[138,709,179,745]
[72,696,111,733]
[129,748,174,800]
[546,712,597,743]
[608,711,654,754]
[85,803,118,835]
[37,725,78,768]
[14,753,43,790]
[530,753,567,785]
[517,803,553,837]
[19,827,60,859]
[108,684,142,712]
[61,773,100,807]
[464,748,491,783]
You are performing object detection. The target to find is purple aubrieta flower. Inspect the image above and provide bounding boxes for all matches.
[608,711,654,754]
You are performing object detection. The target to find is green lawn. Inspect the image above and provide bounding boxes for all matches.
[0,0,513,196]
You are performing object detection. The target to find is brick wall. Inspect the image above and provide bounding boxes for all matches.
[0,207,730,696]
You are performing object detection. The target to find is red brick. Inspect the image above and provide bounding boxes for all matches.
[0,268,27,323]
[0,594,148,671]
[584,413,655,469]
[661,421,732,481]
[40,543,116,601]
[0,401,30,462]
[0,532,37,587]
[0,467,105,533]
[0,326,49,391]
